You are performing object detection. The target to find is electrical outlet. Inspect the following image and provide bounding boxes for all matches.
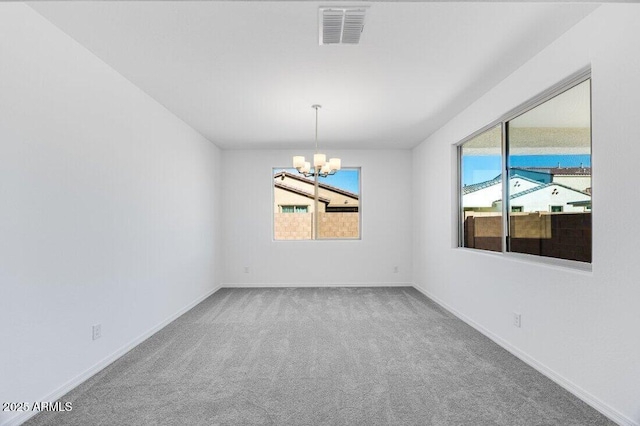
[92,324,102,340]
[393,266,399,273]
[513,313,522,328]
[243,266,250,273]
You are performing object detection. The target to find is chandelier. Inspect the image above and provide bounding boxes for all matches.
[292,105,341,177]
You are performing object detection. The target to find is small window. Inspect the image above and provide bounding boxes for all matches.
[281,205,308,213]
[511,206,523,213]
[550,206,563,213]
[273,168,360,240]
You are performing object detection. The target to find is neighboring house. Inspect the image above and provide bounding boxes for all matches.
[508,168,553,184]
[273,171,359,213]
[495,182,592,213]
[463,174,541,211]
[463,173,591,213]
[521,166,591,192]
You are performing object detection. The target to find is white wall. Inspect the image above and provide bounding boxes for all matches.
[0,5,222,425]
[412,5,640,425]
[4,2,638,426]
[222,149,412,286]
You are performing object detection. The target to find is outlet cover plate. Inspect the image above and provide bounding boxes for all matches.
[92,324,102,340]
[513,313,522,328]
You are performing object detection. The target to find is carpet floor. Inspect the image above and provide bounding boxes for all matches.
[26,287,614,425]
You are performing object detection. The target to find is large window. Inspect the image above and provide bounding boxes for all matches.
[273,168,360,240]
[459,75,591,264]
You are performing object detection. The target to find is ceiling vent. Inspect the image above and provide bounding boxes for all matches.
[319,7,368,45]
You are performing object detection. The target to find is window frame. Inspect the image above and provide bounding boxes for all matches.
[457,123,504,253]
[457,68,592,270]
[272,166,362,242]
[280,205,309,213]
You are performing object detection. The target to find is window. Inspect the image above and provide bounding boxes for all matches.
[281,205,308,213]
[460,125,502,252]
[273,168,360,240]
[459,74,591,264]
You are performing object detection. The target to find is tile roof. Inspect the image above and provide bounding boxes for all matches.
[462,173,544,195]
[462,177,501,195]
[509,173,550,186]
[507,182,591,200]
[274,170,359,199]
[274,181,331,203]
[523,166,591,176]
[568,200,591,206]
[463,176,592,203]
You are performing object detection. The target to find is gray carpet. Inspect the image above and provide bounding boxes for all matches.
[27,287,613,425]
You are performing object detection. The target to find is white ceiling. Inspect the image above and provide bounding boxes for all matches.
[28,1,598,150]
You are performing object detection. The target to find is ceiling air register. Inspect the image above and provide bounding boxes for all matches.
[319,7,368,45]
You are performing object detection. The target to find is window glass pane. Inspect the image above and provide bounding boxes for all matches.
[274,168,360,240]
[280,205,308,213]
[460,124,502,252]
[506,79,591,262]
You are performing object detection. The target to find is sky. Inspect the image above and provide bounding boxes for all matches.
[462,154,591,185]
[275,168,360,195]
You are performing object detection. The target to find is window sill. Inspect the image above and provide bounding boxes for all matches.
[456,247,592,274]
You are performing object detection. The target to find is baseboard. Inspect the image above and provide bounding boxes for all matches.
[220,282,413,288]
[412,283,637,426]
[2,284,222,426]
[8,283,631,426]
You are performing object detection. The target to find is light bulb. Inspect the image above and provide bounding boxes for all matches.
[293,156,305,169]
[314,153,326,168]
